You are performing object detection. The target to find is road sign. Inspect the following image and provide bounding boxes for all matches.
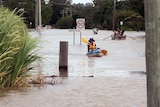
[76,18,85,30]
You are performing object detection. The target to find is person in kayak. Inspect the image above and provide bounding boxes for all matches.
[114,28,121,36]
[87,38,97,52]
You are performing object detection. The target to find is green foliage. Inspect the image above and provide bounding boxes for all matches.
[80,6,97,28]
[50,5,64,25]
[123,13,144,31]
[49,0,72,25]
[56,16,73,28]
[3,0,35,27]
[128,0,144,17]
[115,0,144,31]
[92,0,144,30]
[2,0,145,30]
[3,0,53,28]
[0,7,40,88]
[42,4,53,25]
[93,0,114,29]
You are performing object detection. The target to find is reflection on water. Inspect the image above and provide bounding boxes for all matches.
[81,57,96,76]
[87,57,95,76]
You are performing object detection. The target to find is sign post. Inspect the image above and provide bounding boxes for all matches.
[76,18,85,45]
[120,21,123,31]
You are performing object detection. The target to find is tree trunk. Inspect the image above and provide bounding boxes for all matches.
[145,0,160,107]
[112,0,116,31]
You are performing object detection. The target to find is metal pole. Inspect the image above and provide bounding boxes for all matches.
[80,31,82,45]
[73,27,75,45]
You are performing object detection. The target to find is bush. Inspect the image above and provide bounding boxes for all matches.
[56,16,73,29]
[0,7,40,88]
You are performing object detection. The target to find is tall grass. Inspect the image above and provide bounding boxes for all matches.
[0,7,40,88]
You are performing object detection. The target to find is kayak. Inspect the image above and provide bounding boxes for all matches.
[86,49,103,57]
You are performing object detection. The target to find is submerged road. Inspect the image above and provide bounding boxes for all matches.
[0,29,146,107]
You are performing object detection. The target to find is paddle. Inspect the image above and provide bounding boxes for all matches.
[81,37,108,55]
[103,35,111,40]
[127,36,136,40]
[81,37,88,43]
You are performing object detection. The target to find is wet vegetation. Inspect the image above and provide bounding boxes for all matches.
[0,7,40,88]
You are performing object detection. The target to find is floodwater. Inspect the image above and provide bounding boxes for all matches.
[0,29,146,107]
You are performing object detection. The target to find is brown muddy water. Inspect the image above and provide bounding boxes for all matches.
[0,29,146,107]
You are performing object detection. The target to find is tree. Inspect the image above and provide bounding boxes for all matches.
[79,6,97,29]
[3,0,53,28]
[93,0,101,6]
[3,0,145,30]
[117,0,144,30]
[128,0,144,17]
[49,0,72,26]
[41,1,52,25]
[93,0,114,29]
[56,16,73,28]
[3,0,35,27]
[91,0,145,30]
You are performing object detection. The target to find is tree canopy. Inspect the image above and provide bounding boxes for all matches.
[2,0,144,30]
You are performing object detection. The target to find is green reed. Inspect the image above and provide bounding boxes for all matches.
[0,7,40,88]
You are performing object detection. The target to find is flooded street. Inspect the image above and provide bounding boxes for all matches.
[0,29,146,107]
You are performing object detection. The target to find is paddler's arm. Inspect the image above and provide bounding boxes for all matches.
[87,44,90,52]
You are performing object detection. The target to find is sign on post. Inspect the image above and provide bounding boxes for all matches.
[120,21,123,30]
[120,21,123,26]
[76,18,85,30]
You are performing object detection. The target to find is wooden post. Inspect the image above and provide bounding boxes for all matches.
[59,41,68,77]
[145,0,160,106]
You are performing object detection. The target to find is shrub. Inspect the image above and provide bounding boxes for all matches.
[0,7,40,88]
[56,16,73,29]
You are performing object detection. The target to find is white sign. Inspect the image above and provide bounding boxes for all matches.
[120,21,123,25]
[76,18,85,30]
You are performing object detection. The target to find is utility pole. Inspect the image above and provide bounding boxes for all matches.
[112,0,116,31]
[145,0,160,107]
[39,0,42,27]
[35,0,38,30]
[35,0,42,32]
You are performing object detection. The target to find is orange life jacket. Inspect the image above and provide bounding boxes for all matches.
[88,43,96,50]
